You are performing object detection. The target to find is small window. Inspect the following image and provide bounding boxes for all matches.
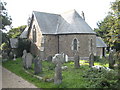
[33,25,36,43]
[73,39,77,50]
[72,38,79,51]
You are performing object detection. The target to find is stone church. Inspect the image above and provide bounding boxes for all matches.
[20,10,107,60]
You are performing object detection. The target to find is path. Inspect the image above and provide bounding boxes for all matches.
[2,67,37,88]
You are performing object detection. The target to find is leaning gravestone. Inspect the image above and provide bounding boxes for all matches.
[22,50,27,68]
[52,54,64,84]
[25,53,33,69]
[34,56,42,74]
[74,55,80,68]
[109,51,115,69]
[89,53,94,67]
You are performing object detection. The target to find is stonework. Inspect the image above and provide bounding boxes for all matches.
[29,33,96,60]
[52,54,64,84]
[74,55,80,68]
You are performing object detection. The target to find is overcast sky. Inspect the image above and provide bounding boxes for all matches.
[4,0,115,29]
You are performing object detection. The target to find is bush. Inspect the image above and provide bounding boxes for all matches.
[16,38,31,57]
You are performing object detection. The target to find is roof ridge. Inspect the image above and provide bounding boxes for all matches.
[33,11,60,16]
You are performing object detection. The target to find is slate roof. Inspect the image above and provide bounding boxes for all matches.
[96,37,107,47]
[20,27,28,38]
[33,10,96,35]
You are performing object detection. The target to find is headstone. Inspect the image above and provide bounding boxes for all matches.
[34,56,42,74]
[47,56,52,61]
[89,53,94,67]
[65,55,68,62]
[25,53,33,69]
[52,54,64,84]
[13,54,16,61]
[108,51,115,69]
[22,50,27,68]
[54,64,62,84]
[9,51,14,59]
[74,55,80,68]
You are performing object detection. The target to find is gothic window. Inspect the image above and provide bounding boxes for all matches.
[73,39,77,50]
[72,38,79,51]
[33,25,36,43]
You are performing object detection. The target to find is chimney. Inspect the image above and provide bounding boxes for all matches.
[82,11,85,20]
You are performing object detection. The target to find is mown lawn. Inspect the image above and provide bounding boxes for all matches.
[2,58,119,88]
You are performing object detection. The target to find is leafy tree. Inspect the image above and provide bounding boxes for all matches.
[7,25,27,38]
[95,0,120,51]
[0,1,12,30]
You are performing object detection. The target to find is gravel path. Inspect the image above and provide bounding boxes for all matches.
[2,67,37,88]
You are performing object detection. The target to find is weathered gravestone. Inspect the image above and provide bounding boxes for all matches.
[52,54,64,84]
[89,53,94,67]
[25,53,33,69]
[109,51,115,69]
[74,55,80,68]
[34,56,42,74]
[22,50,27,68]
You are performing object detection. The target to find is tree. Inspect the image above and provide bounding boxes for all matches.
[7,25,27,38]
[0,1,12,30]
[94,0,120,51]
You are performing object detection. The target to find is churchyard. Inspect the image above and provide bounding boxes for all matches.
[2,51,120,88]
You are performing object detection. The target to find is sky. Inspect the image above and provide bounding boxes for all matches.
[4,0,115,29]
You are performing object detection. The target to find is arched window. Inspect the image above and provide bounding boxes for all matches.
[33,25,36,43]
[73,38,78,50]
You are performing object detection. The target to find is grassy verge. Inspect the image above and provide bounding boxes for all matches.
[2,58,119,88]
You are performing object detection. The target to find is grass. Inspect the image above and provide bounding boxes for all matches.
[2,57,119,88]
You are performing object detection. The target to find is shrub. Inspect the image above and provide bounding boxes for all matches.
[16,38,31,57]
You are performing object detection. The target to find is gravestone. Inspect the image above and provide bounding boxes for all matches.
[65,55,68,62]
[52,54,64,84]
[13,54,16,61]
[89,53,94,67]
[9,51,14,59]
[54,64,62,84]
[34,56,42,74]
[25,53,33,69]
[22,50,27,68]
[74,55,80,68]
[109,51,115,69]
[47,56,52,61]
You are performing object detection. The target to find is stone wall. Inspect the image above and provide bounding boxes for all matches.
[28,18,42,56]
[59,34,96,59]
[43,35,58,59]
